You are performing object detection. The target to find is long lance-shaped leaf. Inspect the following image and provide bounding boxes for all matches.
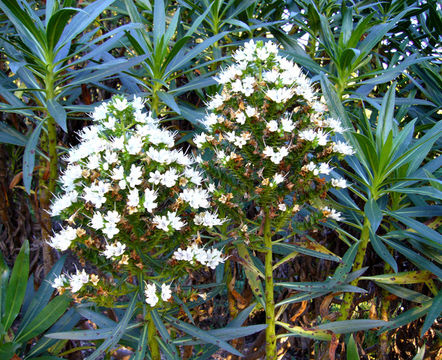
[1,240,29,331]
[316,320,388,334]
[165,32,228,75]
[23,120,44,193]
[26,308,82,358]
[376,283,431,304]
[276,321,332,341]
[56,0,116,51]
[378,300,432,334]
[16,255,66,336]
[0,0,47,60]
[165,315,243,357]
[420,290,442,336]
[151,310,179,360]
[47,99,67,132]
[153,0,165,45]
[0,122,27,146]
[86,292,138,360]
[14,293,71,343]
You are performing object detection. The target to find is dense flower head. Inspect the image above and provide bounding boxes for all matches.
[49,95,226,305]
[198,40,352,223]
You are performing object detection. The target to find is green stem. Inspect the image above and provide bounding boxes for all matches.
[264,210,276,359]
[338,217,371,321]
[147,311,160,360]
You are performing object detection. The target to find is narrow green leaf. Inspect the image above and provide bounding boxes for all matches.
[369,231,398,273]
[276,321,332,341]
[2,240,29,331]
[47,99,67,132]
[420,290,442,336]
[376,283,431,304]
[153,0,165,45]
[412,346,426,360]
[379,301,432,334]
[364,199,383,233]
[157,91,181,114]
[15,294,71,343]
[347,334,360,360]
[165,316,243,357]
[23,120,44,193]
[151,310,179,360]
[317,320,388,334]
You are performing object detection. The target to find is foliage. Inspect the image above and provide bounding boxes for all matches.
[0,0,440,359]
[0,241,79,359]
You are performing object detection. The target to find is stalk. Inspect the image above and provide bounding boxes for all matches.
[263,210,276,359]
[338,217,371,321]
[147,311,160,360]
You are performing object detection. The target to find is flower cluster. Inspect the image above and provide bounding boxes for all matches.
[48,96,226,304]
[198,40,352,223]
[173,243,226,270]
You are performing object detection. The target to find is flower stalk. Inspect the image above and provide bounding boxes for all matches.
[263,210,276,359]
[338,217,371,321]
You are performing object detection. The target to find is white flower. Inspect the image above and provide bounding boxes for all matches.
[103,241,126,259]
[193,211,225,228]
[332,178,348,188]
[111,136,125,151]
[144,282,159,307]
[322,206,343,221]
[168,211,186,231]
[127,164,143,188]
[245,106,257,118]
[91,103,108,121]
[86,154,100,170]
[126,135,143,155]
[194,133,207,148]
[267,120,279,132]
[50,191,78,216]
[180,188,210,209]
[263,70,280,83]
[127,188,140,208]
[299,129,316,142]
[281,117,295,132]
[161,168,179,187]
[265,88,294,103]
[161,284,172,301]
[235,111,246,125]
[325,118,346,133]
[104,210,121,225]
[143,188,158,213]
[102,223,119,239]
[68,269,89,293]
[278,203,287,211]
[132,96,145,111]
[47,226,77,251]
[184,168,203,185]
[318,162,333,175]
[82,181,110,208]
[103,116,116,130]
[51,274,67,289]
[273,173,285,185]
[60,165,82,191]
[333,141,355,156]
[148,170,162,185]
[207,93,224,110]
[153,215,170,231]
[90,212,104,230]
[111,166,124,181]
[113,98,128,111]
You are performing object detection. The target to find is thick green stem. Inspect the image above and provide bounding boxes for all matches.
[338,217,371,321]
[264,211,276,359]
[147,311,160,360]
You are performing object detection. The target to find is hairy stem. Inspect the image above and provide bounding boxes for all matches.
[338,217,371,321]
[147,311,160,360]
[264,211,276,359]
